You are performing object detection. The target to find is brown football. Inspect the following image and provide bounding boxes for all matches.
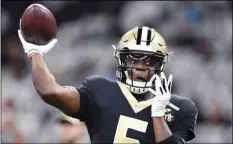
[20,3,57,45]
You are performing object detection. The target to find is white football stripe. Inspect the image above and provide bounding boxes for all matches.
[141,26,150,43]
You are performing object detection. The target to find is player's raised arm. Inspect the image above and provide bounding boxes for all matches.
[17,4,81,116]
[30,54,80,116]
[150,73,198,144]
[149,73,173,143]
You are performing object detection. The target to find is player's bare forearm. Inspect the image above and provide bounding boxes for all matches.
[152,117,172,142]
[30,54,80,115]
[31,54,59,96]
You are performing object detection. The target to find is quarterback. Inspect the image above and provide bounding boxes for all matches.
[18,26,198,144]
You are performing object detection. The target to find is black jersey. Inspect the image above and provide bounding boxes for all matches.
[72,75,198,143]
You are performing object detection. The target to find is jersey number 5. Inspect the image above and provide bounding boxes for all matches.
[113,115,148,143]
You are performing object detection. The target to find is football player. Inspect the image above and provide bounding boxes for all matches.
[18,26,198,144]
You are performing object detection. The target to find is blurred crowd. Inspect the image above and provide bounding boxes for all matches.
[2,1,232,143]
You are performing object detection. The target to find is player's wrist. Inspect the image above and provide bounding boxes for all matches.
[151,111,165,117]
[27,48,43,57]
[28,52,43,61]
[151,106,166,117]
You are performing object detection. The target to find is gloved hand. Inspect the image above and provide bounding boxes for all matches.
[18,28,57,60]
[149,72,172,117]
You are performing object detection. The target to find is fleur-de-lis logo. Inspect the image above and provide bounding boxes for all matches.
[164,108,174,122]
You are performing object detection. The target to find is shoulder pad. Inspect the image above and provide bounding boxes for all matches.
[179,97,198,116]
[85,75,107,83]
[170,94,198,115]
[81,75,112,89]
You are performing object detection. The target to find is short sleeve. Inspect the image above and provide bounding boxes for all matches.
[71,77,94,122]
[171,99,198,141]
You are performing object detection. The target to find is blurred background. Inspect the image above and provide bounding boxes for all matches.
[1,1,232,143]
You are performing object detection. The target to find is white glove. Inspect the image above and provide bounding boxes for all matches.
[18,29,57,59]
[149,72,173,117]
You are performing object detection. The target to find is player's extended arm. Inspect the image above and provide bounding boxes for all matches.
[18,30,81,116]
[149,73,186,144]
